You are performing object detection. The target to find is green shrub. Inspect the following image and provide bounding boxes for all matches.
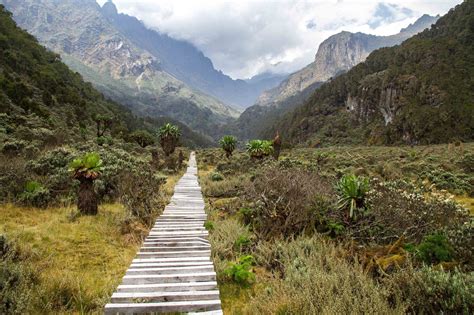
[204,221,215,231]
[234,235,251,252]
[336,174,369,220]
[96,136,113,146]
[416,233,454,264]
[18,181,50,208]
[224,255,255,286]
[209,172,224,182]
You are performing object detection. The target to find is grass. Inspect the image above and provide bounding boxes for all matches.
[0,169,184,313]
[1,203,136,312]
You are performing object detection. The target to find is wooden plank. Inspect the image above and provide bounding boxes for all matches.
[105,152,222,313]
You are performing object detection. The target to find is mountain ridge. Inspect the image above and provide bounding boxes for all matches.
[0,0,239,138]
[255,14,439,107]
[100,0,286,109]
[265,1,473,146]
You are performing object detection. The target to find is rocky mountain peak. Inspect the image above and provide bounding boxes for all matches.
[102,0,118,17]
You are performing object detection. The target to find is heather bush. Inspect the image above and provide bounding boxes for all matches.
[343,180,471,244]
[387,266,474,314]
[244,166,334,239]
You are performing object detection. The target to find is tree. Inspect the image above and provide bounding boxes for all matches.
[246,140,273,159]
[130,129,155,148]
[272,131,281,160]
[158,123,181,156]
[220,135,237,158]
[93,114,113,137]
[69,152,103,215]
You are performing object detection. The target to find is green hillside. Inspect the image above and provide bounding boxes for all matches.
[0,5,211,149]
[267,0,473,146]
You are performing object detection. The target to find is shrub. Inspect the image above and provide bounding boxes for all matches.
[244,166,334,239]
[1,139,26,155]
[388,266,474,314]
[416,233,454,264]
[234,235,251,252]
[348,180,471,245]
[209,172,224,182]
[18,180,50,208]
[96,136,113,146]
[118,170,166,226]
[249,236,405,314]
[0,235,38,314]
[224,255,255,286]
[129,130,155,148]
[336,174,369,220]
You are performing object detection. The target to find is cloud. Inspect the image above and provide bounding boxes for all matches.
[97,0,462,79]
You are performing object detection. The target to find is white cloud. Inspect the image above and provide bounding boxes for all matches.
[97,0,462,79]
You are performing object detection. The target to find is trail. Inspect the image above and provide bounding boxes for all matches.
[105,152,222,314]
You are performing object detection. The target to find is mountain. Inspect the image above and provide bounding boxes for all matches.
[256,14,439,107]
[0,0,239,138]
[0,4,211,149]
[100,0,286,110]
[228,14,439,142]
[265,0,474,146]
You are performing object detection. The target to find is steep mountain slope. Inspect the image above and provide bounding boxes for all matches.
[267,0,473,145]
[228,14,439,142]
[0,5,211,149]
[256,14,438,107]
[1,0,238,137]
[100,0,286,110]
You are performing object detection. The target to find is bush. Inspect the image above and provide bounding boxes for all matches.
[244,166,334,239]
[416,233,454,264]
[18,181,50,208]
[249,236,405,314]
[346,180,471,244]
[388,266,474,314]
[118,170,166,225]
[209,172,224,182]
[0,235,39,314]
[224,255,255,286]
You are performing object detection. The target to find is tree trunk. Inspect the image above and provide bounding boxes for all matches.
[78,178,98,215]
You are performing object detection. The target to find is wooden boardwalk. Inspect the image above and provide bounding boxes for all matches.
[105,152,222,314]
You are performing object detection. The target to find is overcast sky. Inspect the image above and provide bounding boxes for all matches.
[96,0,462,79]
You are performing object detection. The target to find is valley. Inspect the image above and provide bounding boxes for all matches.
[0,0,473,314]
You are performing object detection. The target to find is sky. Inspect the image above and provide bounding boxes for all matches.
[96,0,462,79]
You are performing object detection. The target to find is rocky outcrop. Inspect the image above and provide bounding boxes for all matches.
[256,14,439,107]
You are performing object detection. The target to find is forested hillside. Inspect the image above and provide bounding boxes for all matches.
[267,0,473,146]
[0,5,211,149]
[1,0,239,138]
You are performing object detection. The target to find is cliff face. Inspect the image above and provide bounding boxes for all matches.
[267,2,473,146]
[256,14,439,107]
[1,0,239,138]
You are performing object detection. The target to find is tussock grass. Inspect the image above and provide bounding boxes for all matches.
[1,203,137,312]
